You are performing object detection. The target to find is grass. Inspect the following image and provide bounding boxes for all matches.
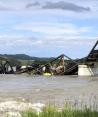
[21,104,98,117]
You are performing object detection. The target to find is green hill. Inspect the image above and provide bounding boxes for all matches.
[0,54,54,66]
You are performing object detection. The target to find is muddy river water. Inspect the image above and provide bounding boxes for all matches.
[0,74,98,116]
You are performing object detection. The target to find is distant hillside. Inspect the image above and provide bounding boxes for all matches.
[0,54,54,61]
[1,54,35,60]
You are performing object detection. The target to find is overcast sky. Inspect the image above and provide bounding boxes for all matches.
[0,0,98,58]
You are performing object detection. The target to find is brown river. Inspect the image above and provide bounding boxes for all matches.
[0,74,98,116]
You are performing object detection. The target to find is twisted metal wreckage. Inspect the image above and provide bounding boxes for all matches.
[0,57,14,74]
[0,40,98,75]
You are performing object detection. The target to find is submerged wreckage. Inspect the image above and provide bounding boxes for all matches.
[0,40,98,76]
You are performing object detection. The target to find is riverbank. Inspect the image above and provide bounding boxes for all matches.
[0,100,98,117]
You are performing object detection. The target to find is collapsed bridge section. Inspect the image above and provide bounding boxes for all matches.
[15,40,98,76]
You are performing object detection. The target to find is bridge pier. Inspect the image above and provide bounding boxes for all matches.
[78,64,98,76]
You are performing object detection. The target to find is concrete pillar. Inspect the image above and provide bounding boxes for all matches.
[78,65,98,76]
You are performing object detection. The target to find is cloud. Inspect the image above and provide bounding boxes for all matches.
[0,4,12,11]
[0,33,97,57]
[0,0,91,12]
[15,22,93,37]
[0,34,97,48]
[42,1,90,12]
[37,35,97,49]
[26,2,40,9]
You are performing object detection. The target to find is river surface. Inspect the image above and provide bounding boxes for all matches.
[0,75,98,116]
